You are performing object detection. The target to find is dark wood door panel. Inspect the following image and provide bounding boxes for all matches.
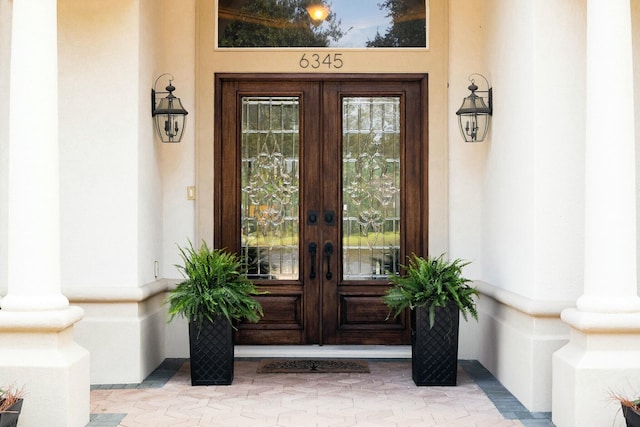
[251,291,304,328]
[339,294,403,327]
[216,75,427,346]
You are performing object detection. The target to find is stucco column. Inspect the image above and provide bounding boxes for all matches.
[0,1,89,426]
[2,0,68,311]
[577,0,640,314]
[553,1,640,426]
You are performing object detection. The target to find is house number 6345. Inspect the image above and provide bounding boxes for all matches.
[299,53,344,69]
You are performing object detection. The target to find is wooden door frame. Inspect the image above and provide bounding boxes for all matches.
[213,73,429,345]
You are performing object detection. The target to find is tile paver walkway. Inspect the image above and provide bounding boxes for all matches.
[89,359,554,427]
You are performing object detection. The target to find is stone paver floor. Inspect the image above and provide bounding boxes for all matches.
[89,359,554,427]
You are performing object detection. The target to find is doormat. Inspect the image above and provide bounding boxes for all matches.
[257,359,370,374]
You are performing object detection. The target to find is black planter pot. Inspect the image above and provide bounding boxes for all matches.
[189,315,234,385]
[623,404,640,427]
[0,399,23,427]
[412,304,460,386]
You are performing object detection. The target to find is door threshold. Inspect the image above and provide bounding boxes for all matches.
[235,345,411,359]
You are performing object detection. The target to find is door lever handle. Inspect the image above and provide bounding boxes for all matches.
[309,242,317,280]
[324,242,333,280]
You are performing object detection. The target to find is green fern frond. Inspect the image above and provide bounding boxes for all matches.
[166,240,267,327]
[382,253,479,329]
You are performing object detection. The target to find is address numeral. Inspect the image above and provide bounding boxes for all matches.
[299,53,344,69]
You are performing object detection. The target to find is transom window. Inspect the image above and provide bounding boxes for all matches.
[217,0,428,48]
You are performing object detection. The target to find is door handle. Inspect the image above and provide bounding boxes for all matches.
[324,242,333,280]
[309,242,317,280]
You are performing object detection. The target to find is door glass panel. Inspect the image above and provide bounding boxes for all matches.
[241,97,300,280]
[342,97,401,280]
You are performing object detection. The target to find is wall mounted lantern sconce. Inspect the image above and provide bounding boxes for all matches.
[151,73,188,143]
[456,73,493,142]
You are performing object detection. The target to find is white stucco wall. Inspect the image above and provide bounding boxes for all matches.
[480,0,585,302]
[58,0,141,288]
[447,0,487,359]
[138,0,164,287]
[482,1,537,299]
[155,0,197,279]
[57,0,189,288]
[447,1,487,277]
[530,0,585,302]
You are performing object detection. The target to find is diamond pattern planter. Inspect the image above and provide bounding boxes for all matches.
[623,405,640,427]
[0,399,23,427]
[412,304,460,386]
[189,315,234,385]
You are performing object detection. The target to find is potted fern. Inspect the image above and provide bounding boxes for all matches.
[0,385,24,427]
[382,253,478,386]
[166,240,265,385]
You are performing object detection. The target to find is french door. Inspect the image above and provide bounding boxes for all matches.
[214,74,427,345]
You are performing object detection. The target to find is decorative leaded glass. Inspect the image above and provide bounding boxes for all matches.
[241,97,300,280]
[342,97,401,280]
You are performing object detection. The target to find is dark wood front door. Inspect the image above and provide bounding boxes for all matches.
[215,74,427,345]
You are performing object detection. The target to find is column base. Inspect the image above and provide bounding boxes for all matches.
[553,309,640,427]
[0,307,89,427]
